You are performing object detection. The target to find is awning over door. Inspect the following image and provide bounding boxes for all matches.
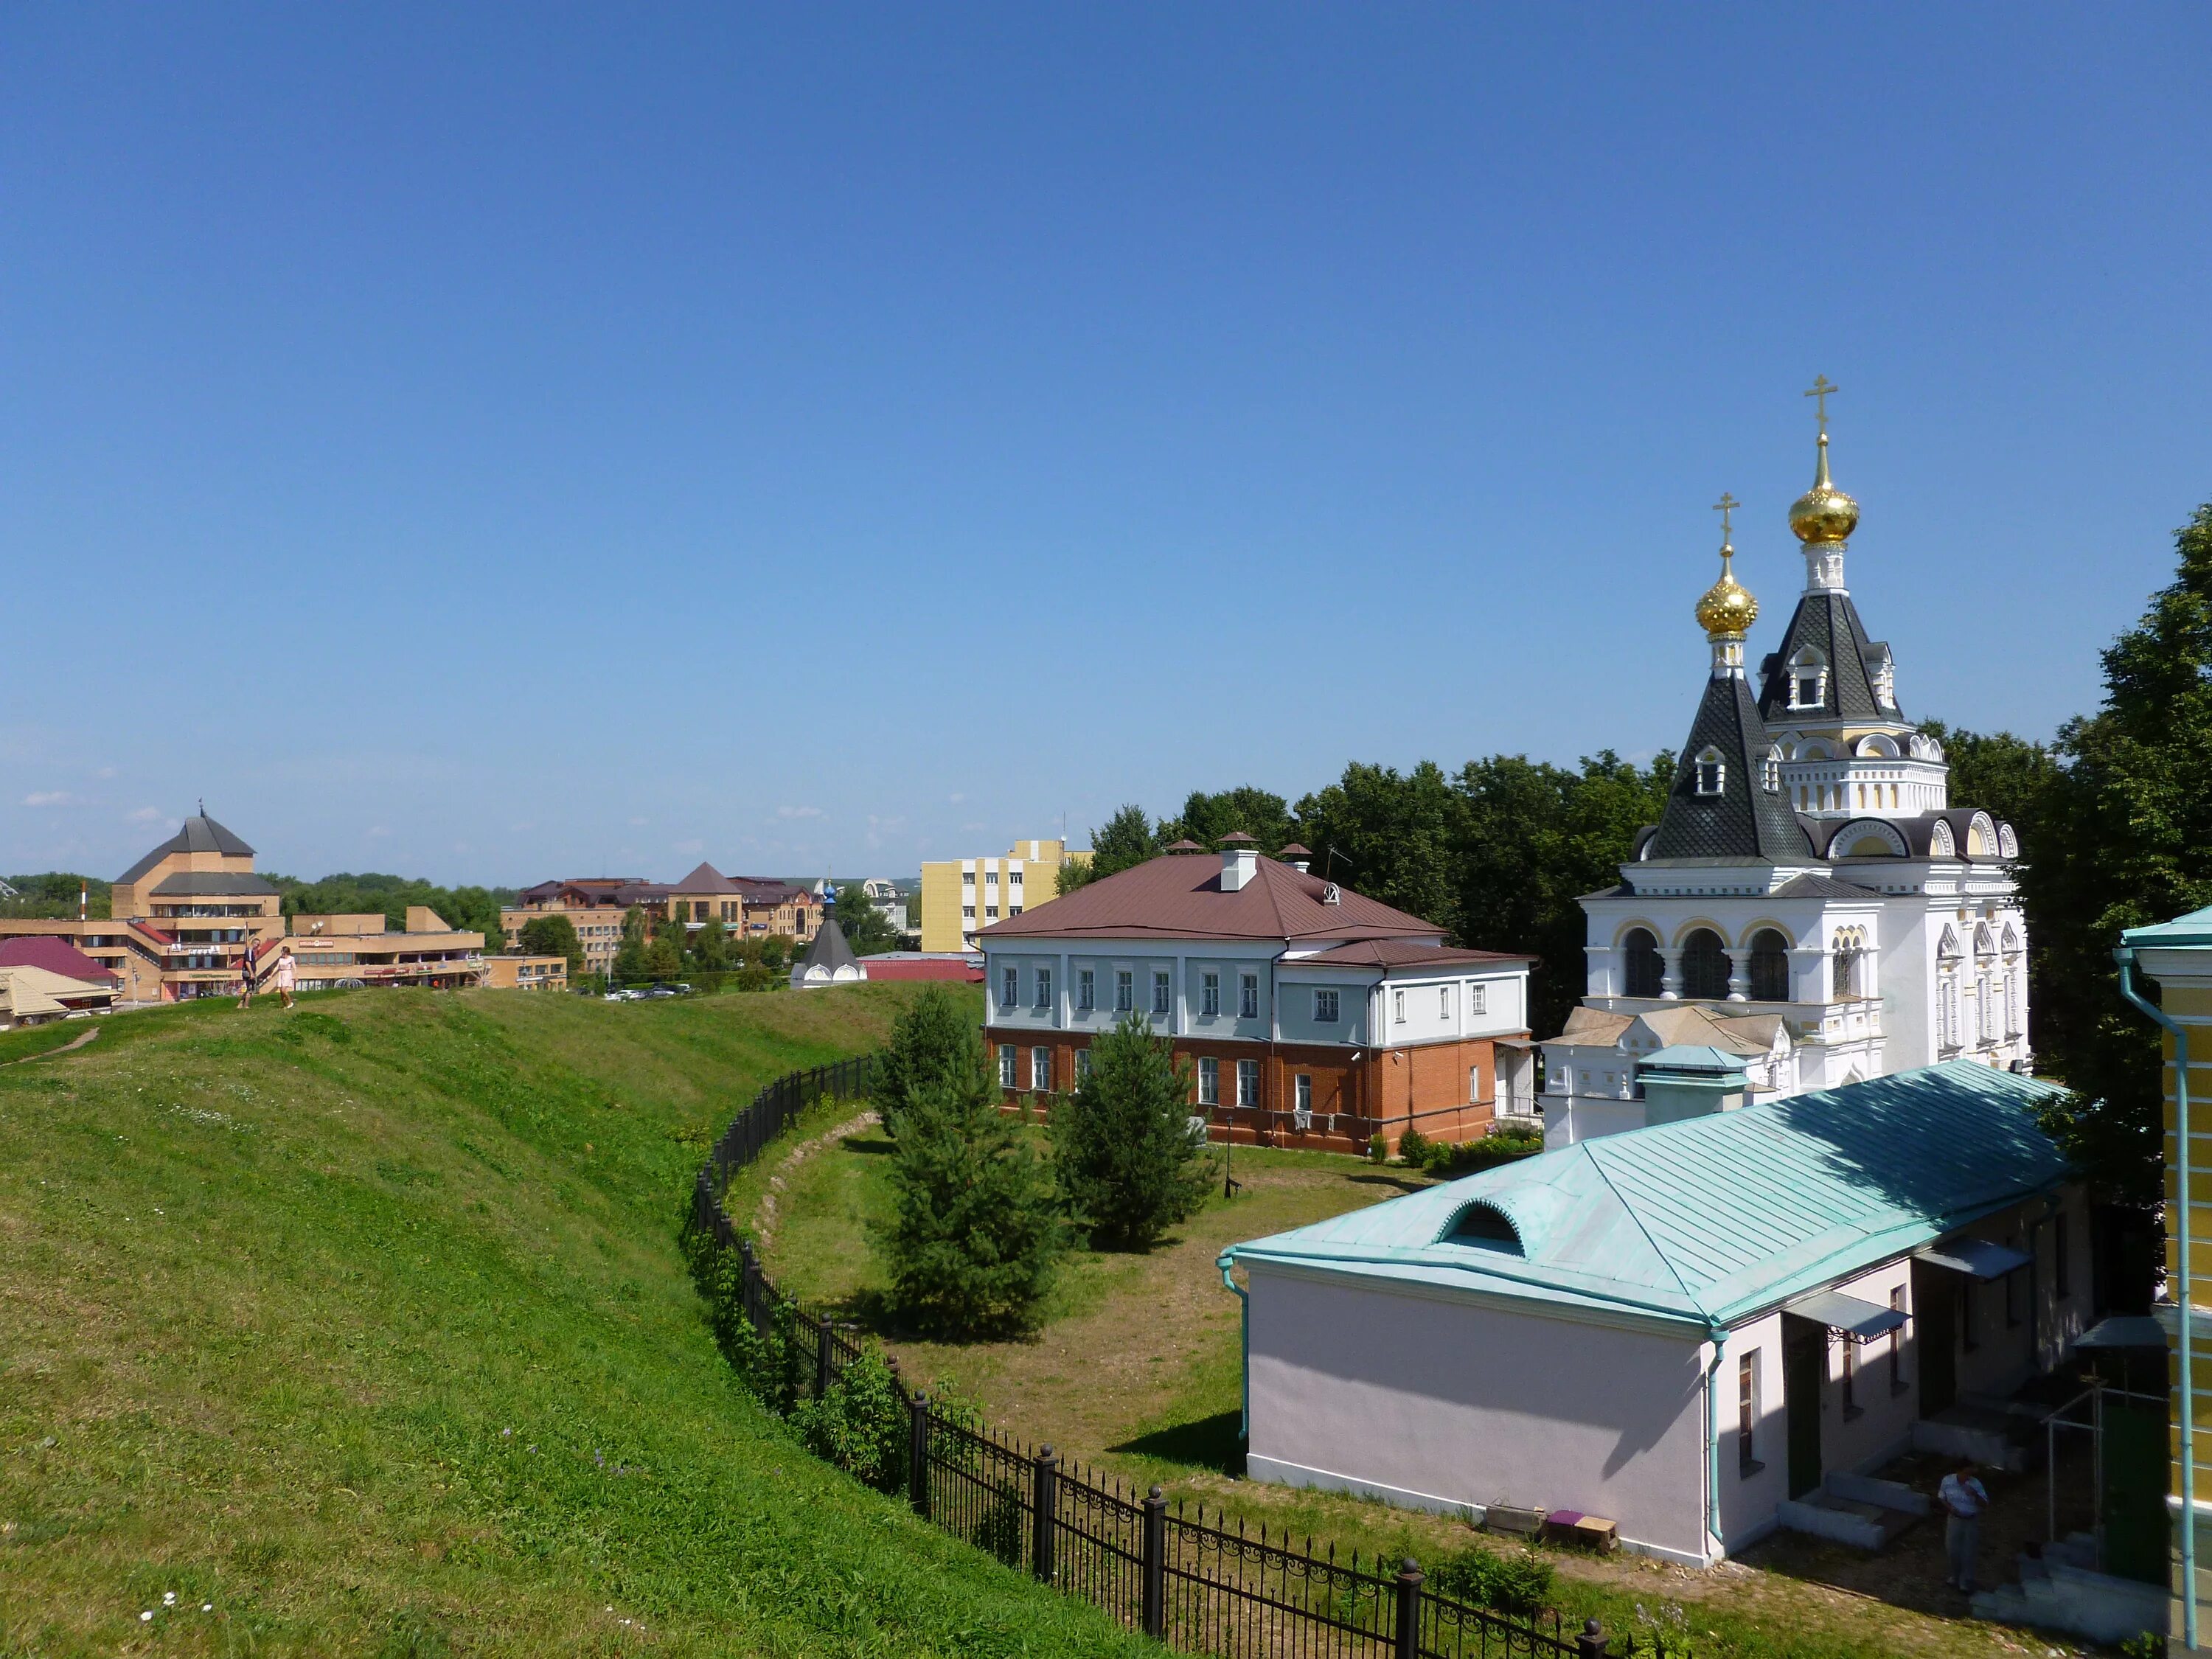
[1784,1289,1907,1342]
[1913,1237,2033,1281]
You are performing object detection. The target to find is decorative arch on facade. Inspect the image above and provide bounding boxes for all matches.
[1679,927,1731,1001]
[1832,817,1907,858]
[1444,1200,1524,1255]
[1831,925,1870,998]
[1936,925,1962,961]
[1787,646,1829,711]
[1796,737,1837,761]
[1693,746,1725,796]
[1930,820,1956,857]
[1998,823,2020,859]
[1747,927,1791,1002]
[1620,926,1663,999]
[1854,733,1902,758]
[1965,811,1997,857]
[1973,922,1996,960]
[1760,745,1783,793]
[2002,922,2023,954]
[1910,732,1945,762]
[1869,649,1897,709]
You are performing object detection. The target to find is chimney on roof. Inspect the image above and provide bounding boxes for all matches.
[1219,832,1259,892]
[1279,843,1312,874]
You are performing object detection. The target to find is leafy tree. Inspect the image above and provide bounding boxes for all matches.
[612,904,652,981]
[0,874,111,919]
[831,888,900,956]
[646,930,685,980]
[878,1027,1062,1335]
[1161,787,1295,853]
[1050,1012,1209,1251]
[271,872,515,938]
[874,984,977,1137]
[517,914,585,973]
[688,917,731,972]
[1293,762,1462,935]
[2020,502,2212,1210]
[1060,804,1159,893]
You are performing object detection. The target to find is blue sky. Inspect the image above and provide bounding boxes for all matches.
[5,7,2208,886]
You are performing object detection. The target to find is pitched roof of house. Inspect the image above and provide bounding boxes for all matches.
[980,853,1442,945]
[672,862,742,894]
[796,917,858,976]
[1756,591,1898,726]
[1552,1001,1782,1057]
[147,872,280,898]
[0,937,120,984]
[1646,674,1814,863]
[116,814,255,884]
[1225,1060,2068,1332]
[2124,904,2212,949]
[1290,940,1534,971]
[0,962,116,1015]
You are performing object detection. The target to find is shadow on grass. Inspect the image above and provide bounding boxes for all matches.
[1346,1174,1430,1194]
[1109,1411,1246,1477]
[838,1135,894,1155]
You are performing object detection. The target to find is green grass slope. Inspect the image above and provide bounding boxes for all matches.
[0,984,1145,1658]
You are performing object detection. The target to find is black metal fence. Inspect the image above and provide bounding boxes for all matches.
[686,1054,1625,1659]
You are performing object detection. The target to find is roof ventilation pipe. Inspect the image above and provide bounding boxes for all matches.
[1219,832,1259,892]
[1279,843,1313,874]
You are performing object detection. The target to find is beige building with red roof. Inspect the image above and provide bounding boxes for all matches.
[979,838,1534,1155]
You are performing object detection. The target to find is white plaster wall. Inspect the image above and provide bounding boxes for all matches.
[1715,1313,1788,1546]
[1245,1266,1711,1562]
[1276,978,1371,1046]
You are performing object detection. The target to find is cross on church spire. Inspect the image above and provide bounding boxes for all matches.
[1711,491,1739,549]
[1804,375,1839,439]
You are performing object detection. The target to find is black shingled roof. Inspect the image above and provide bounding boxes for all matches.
[796,917,859,976]
[117,815,257,884]
[1756,593,1898,726]
[1648,675,1814,863]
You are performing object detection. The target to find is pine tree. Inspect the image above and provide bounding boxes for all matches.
[878,1026,1061,1335]
[874,984,975,1137]
[1051,1012,1210,1251]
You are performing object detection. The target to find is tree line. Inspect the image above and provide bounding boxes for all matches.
[1056,501,2212,1214]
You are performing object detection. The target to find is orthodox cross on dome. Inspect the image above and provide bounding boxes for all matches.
[1711,491,1739,549]
[1804,375,1839,439]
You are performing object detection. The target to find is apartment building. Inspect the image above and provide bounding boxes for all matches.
[978,839,1533,1154]
[0,813,486,1000]
[504,864,824,961]
[483,953,569,991]
[502,878,657,975]
[920,838,1090,953]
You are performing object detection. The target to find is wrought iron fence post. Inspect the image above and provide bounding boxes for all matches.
[1141,1484,1166,1638]
[739,1239,759,1326]
[1032,1446,1058,1585]
[1394,1559,1422,1659]
[1577,1617,1608,1659]
[815,1313,835,1398]
[908,1393,931,1520]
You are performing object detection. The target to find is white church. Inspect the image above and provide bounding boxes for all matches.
[1542,394,2030,1144]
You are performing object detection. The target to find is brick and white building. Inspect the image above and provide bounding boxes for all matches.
[978,837,1534,1154]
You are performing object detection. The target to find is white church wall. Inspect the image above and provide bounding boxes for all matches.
[1243,1264,1711,1563]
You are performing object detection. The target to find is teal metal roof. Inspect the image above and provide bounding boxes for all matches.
[1224,1060,2070,1333]
[1638,1045,1748,1076]
[2121,904,2212,948]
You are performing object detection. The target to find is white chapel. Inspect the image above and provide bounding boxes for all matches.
[1542,385,2031,1144]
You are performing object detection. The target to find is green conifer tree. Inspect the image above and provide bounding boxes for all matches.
[878,1026,1061,1334]
[1050,1012,1210,1250]
[874,984,975,1137]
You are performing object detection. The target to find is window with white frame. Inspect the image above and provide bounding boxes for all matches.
[1201,972,1220,1017]
[1076,1047,1093,1084]
[986,906,998,920]
[1001,967,1018,1009]
[1694,746,1725,796]
[1152,971,1171,1016]
[1738,1352,1760,1474]
[1197,1056,1219,1105]
[1439,985,1451,1020]
[962,905,975,920]
[998,1044,1016,1088]
[1035,967,1052,1009]
[1237,1059,1259,1109]
[1789,647,1828,710]
[1239,973,1259,1020]
[1031,1046,1051,1091]
[962,871,975,887]
[1115,970,1134,1012]
[1470,983,1487,1015]
[1393,989,1405,1023]
[1294,1074,1312,1122]
[1314,988,1340,1023]
[1760,747,1782,793]
[1078,968,1095,1011]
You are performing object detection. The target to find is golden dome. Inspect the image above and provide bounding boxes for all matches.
[1695,548,1758,640]
[1788,434,1859,544]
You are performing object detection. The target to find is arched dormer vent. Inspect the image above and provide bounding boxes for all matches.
[1444,1201,1525,1256]
[1854,734,1900,759]
[1930,820,1955,858]
[1997,823,2019,859]
[1834,818,1907,859]
[1788,647,1829,711]
[1694,747,1725,796]
[1966,811,1997,858]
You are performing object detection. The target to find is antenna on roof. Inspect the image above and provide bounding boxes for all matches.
[198,798,206,817]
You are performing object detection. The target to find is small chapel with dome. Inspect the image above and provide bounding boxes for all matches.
[1540,380,2031,1145]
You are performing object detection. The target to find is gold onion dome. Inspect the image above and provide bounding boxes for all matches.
[1789,434,1860,544]
[1695,546,1758,640]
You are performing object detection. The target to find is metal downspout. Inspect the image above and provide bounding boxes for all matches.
[1219,1254,1250,1441]
[2118,947,2197,1650]
[1705,1321,1727,1559]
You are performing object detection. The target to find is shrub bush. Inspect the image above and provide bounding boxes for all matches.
[1367,1131,1388,1164]
[792,1351,908,1495]
[1424,1128,1546,1178]
[1427,1541,1554,1618]
[1396,1125,1429,1167]
[1051,1012,1210,1251]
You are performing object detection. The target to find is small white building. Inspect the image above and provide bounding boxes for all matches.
[1543,417,2028,1146]
[790,918,864,990]
[1222,1061,2090,1565]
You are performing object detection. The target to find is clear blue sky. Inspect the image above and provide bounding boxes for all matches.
[6,7,2208,886]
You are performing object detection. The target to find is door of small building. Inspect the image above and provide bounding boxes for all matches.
[1781,1316,1825,1500]
[1913,1263,1957,1416]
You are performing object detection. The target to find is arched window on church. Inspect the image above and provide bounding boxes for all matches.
[1789,647,1828,711]
[1749,929,1791,1001]
[1694,747,1725,796]
[1622,928,1663,998]
[1759,746,1782,793]
[1832,927,1865,999]
[1681,928,1729,1000]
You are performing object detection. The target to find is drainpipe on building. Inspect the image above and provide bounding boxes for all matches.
[1218,1253,1250,1442]
[1704,1319,1728,1559]
[2117,946,2197,1651]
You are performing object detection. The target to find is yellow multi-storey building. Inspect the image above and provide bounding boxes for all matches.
[919,838,1089,953]
[2121,904,2212,1649]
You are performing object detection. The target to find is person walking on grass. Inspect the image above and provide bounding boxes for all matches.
[274,945,297,1009]
[235,942,258,1009]
[1938,1458,1990,1593]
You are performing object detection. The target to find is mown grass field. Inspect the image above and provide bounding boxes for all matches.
[0,984,1151,1658]
[751,1113,2099,1659]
